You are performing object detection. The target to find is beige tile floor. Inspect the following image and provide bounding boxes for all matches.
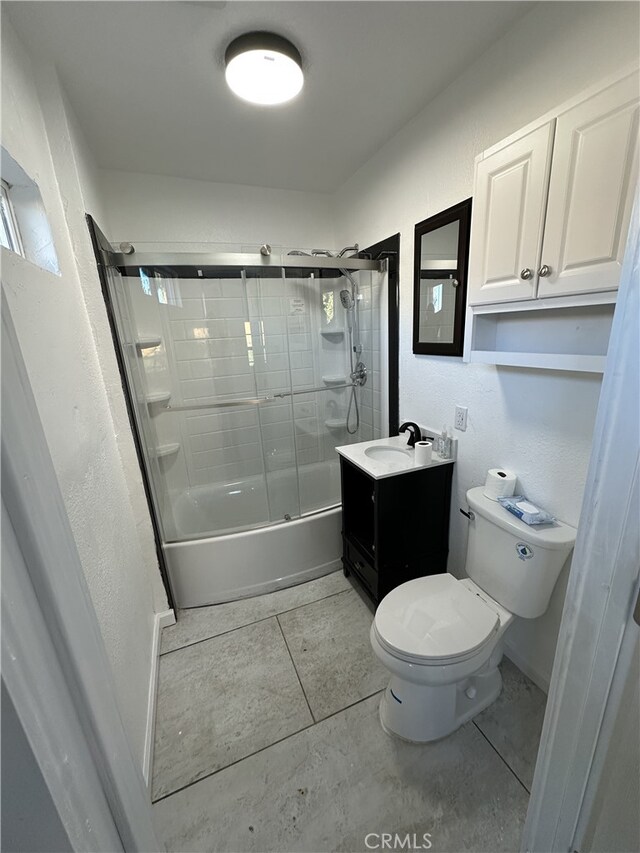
[153,571,546,852]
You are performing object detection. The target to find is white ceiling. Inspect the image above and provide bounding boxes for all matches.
[6,1,534,193]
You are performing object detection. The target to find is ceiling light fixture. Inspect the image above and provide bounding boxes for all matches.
[224,32,303,106]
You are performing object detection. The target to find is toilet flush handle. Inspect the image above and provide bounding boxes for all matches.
[460,508,475,521]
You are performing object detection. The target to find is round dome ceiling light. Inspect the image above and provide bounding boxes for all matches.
[224,32,303,106]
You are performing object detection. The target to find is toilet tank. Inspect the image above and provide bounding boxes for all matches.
[464,487,577,619]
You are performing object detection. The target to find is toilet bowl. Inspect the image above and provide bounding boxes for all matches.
[370,486,577,742]
[370,574,513,741]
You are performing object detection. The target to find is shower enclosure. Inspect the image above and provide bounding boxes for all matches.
[92,228,388,607]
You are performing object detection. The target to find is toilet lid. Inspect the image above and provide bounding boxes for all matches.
[374,574,500,662]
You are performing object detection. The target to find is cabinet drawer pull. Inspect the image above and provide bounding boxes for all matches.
[520,268,533,280]
[538,264,552,277]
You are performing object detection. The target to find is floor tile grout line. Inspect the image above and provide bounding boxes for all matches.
[151,719,316,804]
[275,614,316,724]
[472,720,531,795]
[151,689,385,806]
[313,687,385,727]
[159,587,351,657]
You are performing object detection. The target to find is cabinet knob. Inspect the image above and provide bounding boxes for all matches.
[520,268,533,280]
[538,264,552,277]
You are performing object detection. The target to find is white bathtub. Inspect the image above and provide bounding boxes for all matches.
[163,460,343,607]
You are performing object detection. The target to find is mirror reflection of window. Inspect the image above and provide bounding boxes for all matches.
[432,283,443,314]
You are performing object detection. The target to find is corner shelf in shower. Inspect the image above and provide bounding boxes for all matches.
[322,375,347,385]
[145,391,171,406]
[156,442,180,459]
[135,336,162,352]
[325,418,348,431]
[319,328,345,339]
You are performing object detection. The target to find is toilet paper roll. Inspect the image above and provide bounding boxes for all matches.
[484,468,517,501]
[414,441,433,466]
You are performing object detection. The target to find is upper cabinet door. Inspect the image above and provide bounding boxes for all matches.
[467,121,555,305]
[538,74,639,299]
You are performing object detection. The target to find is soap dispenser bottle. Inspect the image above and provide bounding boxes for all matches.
[444,426,453,459]
[438,426,452,459]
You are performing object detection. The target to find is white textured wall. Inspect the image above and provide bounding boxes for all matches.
[1,19,167,768]
[100,169,336,250]
[333,1,639,690]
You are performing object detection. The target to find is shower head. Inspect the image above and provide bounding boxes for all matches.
[340,289,354,310]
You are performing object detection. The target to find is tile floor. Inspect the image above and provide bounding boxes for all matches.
[153,571,546,852]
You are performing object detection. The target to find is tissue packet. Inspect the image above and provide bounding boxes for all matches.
[497,495,556,526]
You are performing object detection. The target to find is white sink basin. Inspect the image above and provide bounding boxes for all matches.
[364,445,411,463]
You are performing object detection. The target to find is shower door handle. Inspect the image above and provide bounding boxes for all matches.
[166,396,273,411]
[273,383,355,398]
[165,382,357,411]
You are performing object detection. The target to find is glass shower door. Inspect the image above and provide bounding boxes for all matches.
[245,267,301,524]
[114,265,302,540]
[104,249,387,542]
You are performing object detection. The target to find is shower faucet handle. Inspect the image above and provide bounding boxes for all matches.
[351,362,367,387]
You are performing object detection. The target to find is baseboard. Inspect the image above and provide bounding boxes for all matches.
[504,641,550,695]
[143,609,176,788]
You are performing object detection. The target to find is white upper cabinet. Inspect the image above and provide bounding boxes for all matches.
[468,71,639,307]
[467,122,555,305]
[538,75,639,299]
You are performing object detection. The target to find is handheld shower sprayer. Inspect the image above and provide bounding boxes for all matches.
[340,290,354,310]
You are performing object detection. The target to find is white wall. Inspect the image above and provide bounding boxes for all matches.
[1,19,167,768]
[100,169,336,251]
[333,1,639,690]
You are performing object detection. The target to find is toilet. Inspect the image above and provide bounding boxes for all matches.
[370,486,577,742]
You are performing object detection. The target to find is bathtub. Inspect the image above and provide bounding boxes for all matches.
[163,460,343,607]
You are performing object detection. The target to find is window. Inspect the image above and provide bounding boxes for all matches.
[1,147,59,274]
[0,180,25,257]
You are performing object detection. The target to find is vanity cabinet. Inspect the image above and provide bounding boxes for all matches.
[340,456,453,607]
[468,72,639,307]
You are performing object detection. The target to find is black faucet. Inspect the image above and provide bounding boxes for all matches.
[398,422,422,448]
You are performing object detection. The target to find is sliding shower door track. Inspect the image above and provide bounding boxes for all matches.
[110,250,383,272]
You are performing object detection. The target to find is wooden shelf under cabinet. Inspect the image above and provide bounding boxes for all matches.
[466,301,614,373]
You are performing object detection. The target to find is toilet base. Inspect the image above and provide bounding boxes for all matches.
[378,665,503,743]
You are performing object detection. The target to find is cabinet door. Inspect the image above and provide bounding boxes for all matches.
[468,121,555,305]
[539,74,639,298]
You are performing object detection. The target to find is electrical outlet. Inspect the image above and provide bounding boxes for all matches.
[455,405,468,431]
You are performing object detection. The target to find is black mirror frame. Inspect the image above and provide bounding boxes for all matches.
[412,197,472,357]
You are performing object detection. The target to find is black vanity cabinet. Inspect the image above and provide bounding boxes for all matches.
[340,457,453,606]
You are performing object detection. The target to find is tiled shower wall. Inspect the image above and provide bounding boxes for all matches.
[126,267,384,505]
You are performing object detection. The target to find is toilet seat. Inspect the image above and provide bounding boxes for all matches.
[374,574,500,666]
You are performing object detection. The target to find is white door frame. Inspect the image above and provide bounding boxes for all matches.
[1,288,161,852]
[522,190,640,852]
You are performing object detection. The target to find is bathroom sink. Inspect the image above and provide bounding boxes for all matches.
[364,445,411,463]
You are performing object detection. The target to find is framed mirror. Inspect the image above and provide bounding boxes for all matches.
[413,198,472,356]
